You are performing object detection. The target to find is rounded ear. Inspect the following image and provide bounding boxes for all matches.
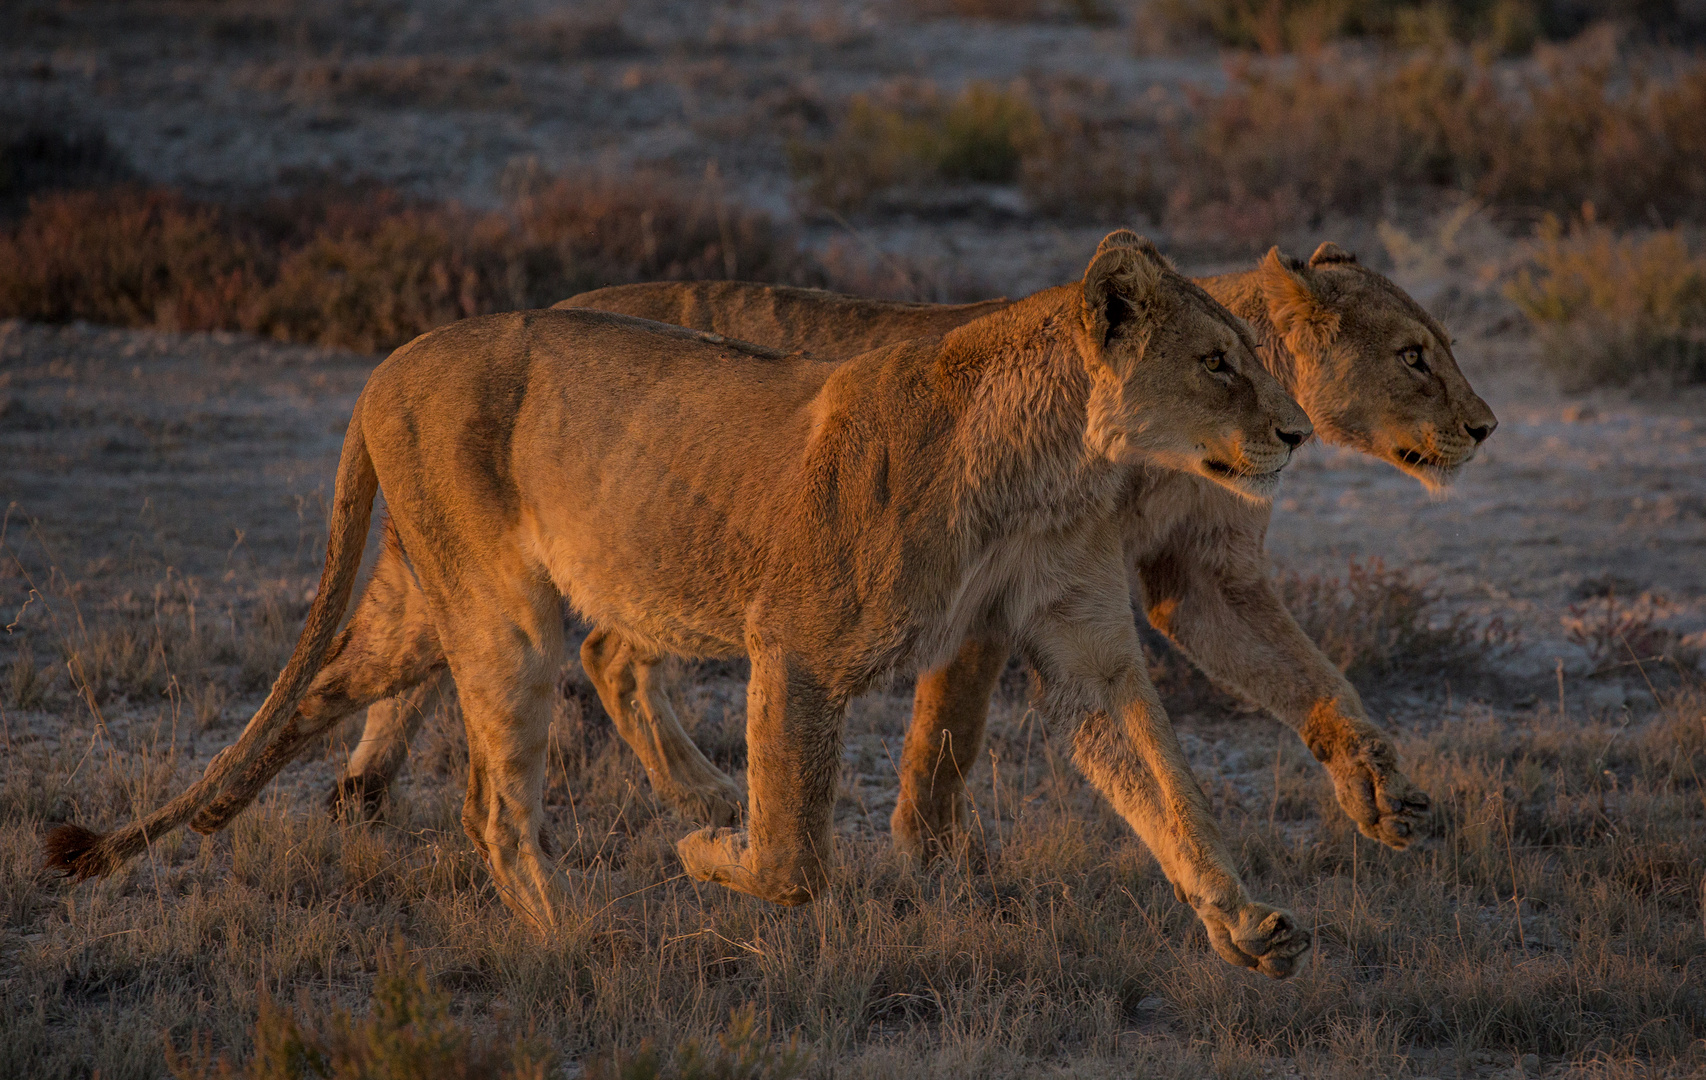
[1082,241,1163,347]
[1259,247,1340,344]
[1308,241,1357,267]
[1094,228,1144,259]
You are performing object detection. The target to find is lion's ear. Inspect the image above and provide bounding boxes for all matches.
[1094,228,1144,259]
[1258,246,1339,345]
[1308,241,1357,267]
[1082,236,1165,346]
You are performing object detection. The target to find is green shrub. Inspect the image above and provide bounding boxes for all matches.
[789,83,1040,211]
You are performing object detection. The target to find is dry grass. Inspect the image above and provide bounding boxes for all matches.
[3,537,1704,1077]
[1506,214,1706,389]
[0,172,955,354]
[165,940,554,1080]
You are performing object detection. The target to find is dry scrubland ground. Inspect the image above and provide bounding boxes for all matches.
[4,0,1706,1077]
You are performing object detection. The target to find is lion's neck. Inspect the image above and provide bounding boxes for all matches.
[1197,269,1299,395]
[935,288,1124,534]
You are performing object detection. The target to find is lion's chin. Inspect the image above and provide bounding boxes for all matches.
[1199,458,1281,503]
[1388,446,1469,495]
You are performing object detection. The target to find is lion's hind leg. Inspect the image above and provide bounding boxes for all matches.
[417,574,571,930]
[326,670,448,818]
[580,629,744,827]
[189,522,447,834]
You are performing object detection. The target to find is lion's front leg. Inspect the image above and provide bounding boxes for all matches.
[675,630,841,906]
[1027,581,1310,979]
[1136,528,1429,849]
[1299,700,1430,848]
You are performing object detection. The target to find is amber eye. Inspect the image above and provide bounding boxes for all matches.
[1202,350,1226,373]
[1399,345,1428,371]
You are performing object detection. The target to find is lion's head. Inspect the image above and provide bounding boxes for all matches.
[1257,242,1496,491]
[1079,230,1313,503]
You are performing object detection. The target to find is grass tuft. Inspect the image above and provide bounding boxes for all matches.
[165,939,552,1079]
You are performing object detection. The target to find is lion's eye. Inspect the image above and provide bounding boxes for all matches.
[1399,345,1428,371]
[1202,350,1226,373]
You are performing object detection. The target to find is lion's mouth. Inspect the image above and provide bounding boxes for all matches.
[1394,447,1441,469]
[1204,457,1284,480]
[1201,457,1283,502]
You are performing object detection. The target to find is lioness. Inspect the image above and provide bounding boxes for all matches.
[47,234,1316,977]
[287,242,1496,859]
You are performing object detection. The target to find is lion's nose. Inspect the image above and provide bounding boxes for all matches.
[1465,420,1496,444]
[1276,426,1308,448]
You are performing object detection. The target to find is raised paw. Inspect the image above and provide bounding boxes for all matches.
[676,827,818,906]
[1197,900,1311,980]
[1326,736,1431,849]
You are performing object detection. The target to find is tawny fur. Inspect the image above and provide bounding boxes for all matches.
[50,234,1315,978]
[281,240,1495,861]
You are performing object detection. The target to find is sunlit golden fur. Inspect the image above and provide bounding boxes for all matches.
[189,240,1495,879]
[546,243,1493,857]
[46,233,1314,978]
[1211,242,1496,492]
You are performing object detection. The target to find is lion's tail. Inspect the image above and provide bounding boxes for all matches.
[42,402,380,880]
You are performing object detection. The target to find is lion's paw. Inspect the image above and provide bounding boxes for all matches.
[1328,738,1430,849]
[677,827,819,906]
[1198,900,1311,980]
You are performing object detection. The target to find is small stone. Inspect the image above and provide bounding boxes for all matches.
[1521,1054,1541,1075]
[1562,403,1598,423]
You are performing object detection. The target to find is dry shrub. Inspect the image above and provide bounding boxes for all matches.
[507,14,647,61]
[917,0,1114,23]
[805,38,1706,241]
[0,174,827,352]
[788,82,1042,212]
[239,57,521,110]
[1562,590,1702,673]
[0,190,260,333]
[1147,0,1698,52]
[1505,214,1706,388]
[1018,112,1170,223]
[1275,559,1501,681]
[166,940,552,1080]
[1168,38,1706,229]
[0,115,132,217]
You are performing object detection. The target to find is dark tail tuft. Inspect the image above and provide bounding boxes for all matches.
[42,824,109,880]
